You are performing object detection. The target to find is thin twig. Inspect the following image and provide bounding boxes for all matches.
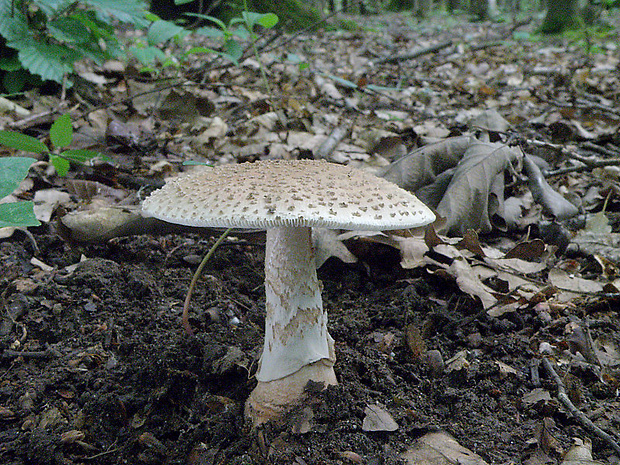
[541,357,620,456]
[182,228,232,335]
[525,138,620,176]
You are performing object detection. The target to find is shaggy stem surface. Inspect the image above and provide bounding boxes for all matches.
[247,226,337,424]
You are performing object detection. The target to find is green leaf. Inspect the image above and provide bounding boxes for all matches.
[230,25,250,40]
[195,26,225,39]
[129,45,167,65]
[61,149,109,164]
[50,114,73,149]
[48,17,91,43]
[14,42,79,83]
[148,20,185,45]
[186,14,226,30]
[144,12,160,21]
[256,13,278,29]
[0,1,27,42]
[223,39,242,63]
[80,0,148,25]
[0,131,48,153]
[50,155,71,176]
[229,17,246,27]
[0,157,37,199]
[174,0,195,5]
[0,201,41,228]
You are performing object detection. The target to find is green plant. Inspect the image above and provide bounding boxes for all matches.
[128,10,278,76]
[0,0,147,92]
[0,157,40,228]
[0,114,107,176]
[127,13,191,72]
[192,10,278,65]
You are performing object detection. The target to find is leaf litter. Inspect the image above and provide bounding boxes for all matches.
[1,11,620,465]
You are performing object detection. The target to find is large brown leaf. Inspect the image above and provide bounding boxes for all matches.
[379,136,475,192]
[436,141,522,235]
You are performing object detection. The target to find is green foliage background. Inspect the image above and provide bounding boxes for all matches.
[0,0,147,92]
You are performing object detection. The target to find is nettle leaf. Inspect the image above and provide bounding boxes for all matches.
[32,0,71,16]
[0,157,37,199]
[0,0,27,42]
[50,114,73,149]
[73,10,116,41]
[148,20,185,45]
[0,131,48,153]
[0,201,41,228]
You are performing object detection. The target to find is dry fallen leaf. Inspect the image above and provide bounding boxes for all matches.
[448,258,497,309]
[523,155,579,221]
[362,404,398,432]
[380,136,474,192]
[435,141,522,235]
[548,269,603,301]
[402,431,489,465]
[561,438,604,465]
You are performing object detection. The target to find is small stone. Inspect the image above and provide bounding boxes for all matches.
[423,350,445,378]
[467,332,483,348]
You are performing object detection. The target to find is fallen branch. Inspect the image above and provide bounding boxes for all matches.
[541,357,620,456]
[315,124,350,162]
[374,40,453,65]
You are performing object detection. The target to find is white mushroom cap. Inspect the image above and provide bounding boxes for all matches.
[143,160,434,230]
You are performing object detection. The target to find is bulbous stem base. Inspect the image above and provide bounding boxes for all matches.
[245,359,337,426]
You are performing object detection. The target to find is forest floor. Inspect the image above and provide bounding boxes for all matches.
[1,10,620,465]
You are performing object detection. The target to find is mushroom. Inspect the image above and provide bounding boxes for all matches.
[142,159,435,424]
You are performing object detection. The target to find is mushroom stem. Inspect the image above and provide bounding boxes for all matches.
[258,226,335,382]
[246,226,337,424]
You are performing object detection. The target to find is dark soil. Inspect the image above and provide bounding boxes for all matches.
[1,226,619,464]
